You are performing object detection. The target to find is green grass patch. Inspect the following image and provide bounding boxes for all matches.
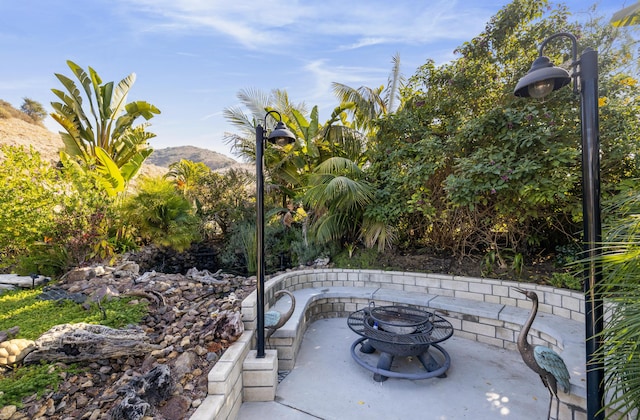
[0,287,148,340]
[0,285,149,406]
[0,362,63,407]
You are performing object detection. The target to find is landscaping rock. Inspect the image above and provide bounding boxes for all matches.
[0,338,36,366]
[0,405,16,420]
[5,261,257,419]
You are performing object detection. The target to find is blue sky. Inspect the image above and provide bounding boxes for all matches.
[0,0,623,159]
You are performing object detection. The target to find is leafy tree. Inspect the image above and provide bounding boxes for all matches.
[20,98,47,123]
[368,0,640,263]
[50,60,160,195]
[191,168,255,237]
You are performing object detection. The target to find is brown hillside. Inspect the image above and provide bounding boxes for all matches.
[0,117,250,176]
[0,117,64,162]
[147,145,238,171]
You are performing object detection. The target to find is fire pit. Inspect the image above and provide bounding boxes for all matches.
[347,303,453,382]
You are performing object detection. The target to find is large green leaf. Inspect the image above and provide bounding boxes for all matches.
[53,74,92,131]
[66,61,98,125]
[120,149,153,183]
[94,147,125,196]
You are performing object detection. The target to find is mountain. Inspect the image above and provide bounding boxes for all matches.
[146,145,241,171]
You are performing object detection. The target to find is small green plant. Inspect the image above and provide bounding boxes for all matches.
[481,250,496,276]
[548,272,581,290]
[16,243,70,278]
[345,242,357,259]
[511,252,524,278]
[219,222,256,275]
[239,223,257,274]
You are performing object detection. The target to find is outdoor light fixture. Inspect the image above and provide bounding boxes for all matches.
[515,32,603,420]
[255,110,296,358]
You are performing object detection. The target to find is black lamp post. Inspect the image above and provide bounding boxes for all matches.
[255,110,296,358]
[514,32,604,420]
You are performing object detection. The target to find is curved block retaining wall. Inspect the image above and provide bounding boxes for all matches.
[192,269,589,420]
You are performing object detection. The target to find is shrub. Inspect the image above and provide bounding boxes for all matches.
[0,146,116,274]
[121,177,200,252]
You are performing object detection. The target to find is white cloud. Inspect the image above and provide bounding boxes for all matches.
[337,37,387,51]
[300,59,388,112]
[119,0,496,51]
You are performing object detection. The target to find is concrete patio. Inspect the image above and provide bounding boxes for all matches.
[238,317,555,419]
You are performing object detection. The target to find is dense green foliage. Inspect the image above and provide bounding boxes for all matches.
[121,177,200,251]
[0,146,115,274]
[217,1,640,278]
[367,0,640,268]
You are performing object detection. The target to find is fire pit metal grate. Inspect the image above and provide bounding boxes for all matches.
[347,304,454,382]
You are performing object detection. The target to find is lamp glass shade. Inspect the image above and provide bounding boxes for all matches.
[267,121,296,146]
[514,56,571,97]
[528,79,555,98]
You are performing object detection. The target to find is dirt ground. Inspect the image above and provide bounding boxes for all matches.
[371,249,558,285]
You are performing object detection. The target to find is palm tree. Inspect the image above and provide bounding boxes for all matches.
[223,88,307,204]
[328,54,405,250]
[223,86,391,251]
[332,53,405,136]
[592,186,640,418]
[164,159,211,208]
[303,156,374,245]
[121,177,200,251]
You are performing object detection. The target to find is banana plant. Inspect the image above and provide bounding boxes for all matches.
[50,60,160,195]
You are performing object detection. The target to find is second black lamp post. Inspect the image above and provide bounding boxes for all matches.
[255,110,296,358]
[514,32,603,420]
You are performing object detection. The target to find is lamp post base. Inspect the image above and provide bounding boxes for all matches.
[243,349,279,401]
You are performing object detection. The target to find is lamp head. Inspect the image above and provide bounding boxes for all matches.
[267,121,296,146]
[514,56,571,98]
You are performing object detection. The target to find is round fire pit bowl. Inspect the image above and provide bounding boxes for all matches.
[367,304,432,335]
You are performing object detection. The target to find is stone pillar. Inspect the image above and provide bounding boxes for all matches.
[242,350,278,401]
